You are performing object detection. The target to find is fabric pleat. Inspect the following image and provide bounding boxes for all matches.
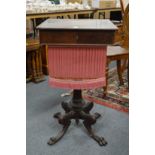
[48,46,107,89]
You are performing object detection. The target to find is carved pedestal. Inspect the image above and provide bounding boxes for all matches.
[48,90,107,146]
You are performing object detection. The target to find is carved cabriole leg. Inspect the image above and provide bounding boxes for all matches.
[48,111,74,145]
[83,120,107,146]
[80,111,107,146]
[48,122,70,145]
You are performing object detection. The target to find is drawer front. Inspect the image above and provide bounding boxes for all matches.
[76,30,115,44]
[40,30,76,44]
[39,30,115,45]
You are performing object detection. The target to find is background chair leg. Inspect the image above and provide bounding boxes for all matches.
[103,61,109,97]
[117,60,124,85]
[127,61,129,89]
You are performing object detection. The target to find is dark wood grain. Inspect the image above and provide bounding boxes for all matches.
[76,30,115,44]
[39,29,115,45]
[39,30,77,44]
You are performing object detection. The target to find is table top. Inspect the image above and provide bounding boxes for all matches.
[26,8,95,16]
[37,19,118,30]
[26,7,121,20]
[26,7,121,16]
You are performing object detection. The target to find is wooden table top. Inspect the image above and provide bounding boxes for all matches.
[37,19,118,30]
[26,7,121,20]
[26,7,121,15]
[26,8,95,16]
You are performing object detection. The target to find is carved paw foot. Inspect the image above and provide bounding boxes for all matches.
[92,135,107,146]
[47,137,57,145]
[48,121,71,145]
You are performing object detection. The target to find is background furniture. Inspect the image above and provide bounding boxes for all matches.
[26,7,121,38]
[26,39,45,82]
[105,0,129,93]
[37,19,117,146]
[27,8,95,38]
[26,8,95,20]
[26,8,121,20]
[106,46,128,85]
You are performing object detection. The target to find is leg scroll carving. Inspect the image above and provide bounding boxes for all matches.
[48,121,71,145]
[48,111,75,145]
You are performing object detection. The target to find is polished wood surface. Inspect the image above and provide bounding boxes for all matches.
[107,46,128,59]
[38,19,117,45]
[37,19,117,30]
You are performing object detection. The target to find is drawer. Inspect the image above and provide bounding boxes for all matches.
[39,30,77,44]
[76,30,115,44]
[39,30,115,45]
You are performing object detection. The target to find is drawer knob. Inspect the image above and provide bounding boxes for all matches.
[76,35,79,40]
